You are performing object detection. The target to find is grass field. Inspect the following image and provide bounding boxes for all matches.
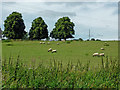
[2,40,118,68]
[2,40,120,88]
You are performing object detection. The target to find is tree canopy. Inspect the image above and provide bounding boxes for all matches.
[3,12,26,39]
[91,38,95,41]
[50,17,75,41]
[29,17,48,40]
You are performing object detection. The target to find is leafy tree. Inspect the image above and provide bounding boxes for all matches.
[29,17,48,40]
[22,32,28,40]
[79,38,83,41]
[96,39,101,41]
[87,39,89,41]
[50,17,75,41]
[46,37,50,41]
[91,38,95,41]
[3,12,26,39]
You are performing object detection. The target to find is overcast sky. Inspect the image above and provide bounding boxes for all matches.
[0,1,118,40]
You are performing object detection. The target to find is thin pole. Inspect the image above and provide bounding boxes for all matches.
[89,29,90,40]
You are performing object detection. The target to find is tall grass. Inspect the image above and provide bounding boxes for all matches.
[2,55,120,88]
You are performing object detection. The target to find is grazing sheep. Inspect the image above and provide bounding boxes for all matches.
[99,53,105,57]
[93,53,99,57]
[47,42,50,45]
[42,42,45,44]
[52,50,57,53]
[40,42,42,44]
[48,48,52,52]
[101,48,104,50]
[57,43,59,45]
[104,42,109,46]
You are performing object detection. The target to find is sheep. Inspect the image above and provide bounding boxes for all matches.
[52,50,57,53]
[99,53,105,57]
[57,43,59,45]
[42,42,45,44]
[47,42,50,45]
[101,48,104,50]
[40,42,42,44]
[48,48,52,52]
[93,53,99,57]
[104,42,109,46]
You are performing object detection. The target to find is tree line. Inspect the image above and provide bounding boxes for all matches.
[2,12,75,41]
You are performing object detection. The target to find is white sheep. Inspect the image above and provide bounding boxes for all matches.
[99,53,105,56]
[57,43,59,45]
[52,50,57,53]
[42,42,45,44]
[47,42,50,45]
[40,42,42,44]
[93,53,99,57]
[101,48,104,50]
[48,48,52,52]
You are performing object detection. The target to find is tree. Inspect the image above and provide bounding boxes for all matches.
[46,37,50,41]
[29,17,48,40]
[79,38,83,41]
[3,12,26,39]
[91,38,95,41]
[87,39,89,41]
[96,39,101,41]
[50,17,75,41]
[22,32,28,40]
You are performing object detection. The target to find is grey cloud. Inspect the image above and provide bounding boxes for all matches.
[97,34,103,37]
[112,9,118,15]
[38,10,76,17]
[105,2,117,8]
[45,2,83,6]
[2,2,17,5]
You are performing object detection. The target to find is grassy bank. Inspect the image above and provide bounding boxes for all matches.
[2,56,120,88]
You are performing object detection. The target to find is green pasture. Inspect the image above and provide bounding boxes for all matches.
[2,40,118,68]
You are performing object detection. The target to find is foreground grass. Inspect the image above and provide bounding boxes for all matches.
[2,56,120,88]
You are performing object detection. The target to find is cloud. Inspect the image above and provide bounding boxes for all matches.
[38,10,76,17]
[72,2,118,29]
[2,2,17,4]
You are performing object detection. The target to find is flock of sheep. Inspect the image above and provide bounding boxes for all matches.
[39,41,109,56]
[40,42,47,44]
[40,42,58,53]
[93,52,105,57]
[48,48,57,53]
[40,42,59,45]
[92,42,109,57]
